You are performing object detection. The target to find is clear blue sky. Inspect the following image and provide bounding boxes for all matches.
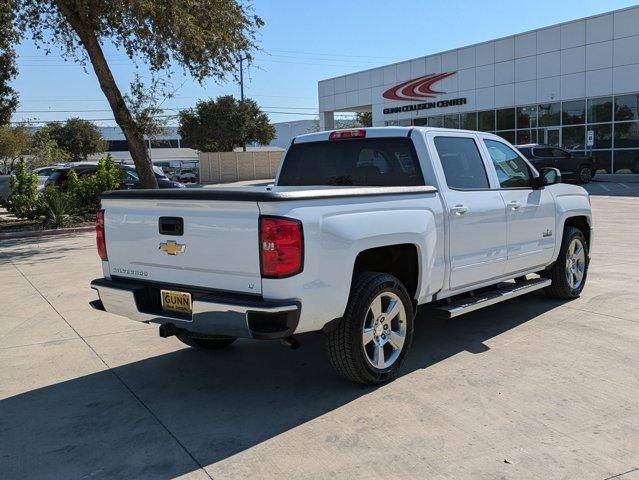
[11,0,639,126]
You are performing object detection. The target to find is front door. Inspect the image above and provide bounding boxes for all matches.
[482,139,556,273]
[430,134,508,289]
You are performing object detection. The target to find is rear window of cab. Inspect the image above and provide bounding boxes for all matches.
[277,137,425,187]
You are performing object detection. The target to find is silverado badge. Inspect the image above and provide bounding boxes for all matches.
[159,240,186,255]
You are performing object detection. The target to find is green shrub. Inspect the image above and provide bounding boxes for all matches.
[38,186,78,229]
[67,156,122,215]
[6,160,38,219]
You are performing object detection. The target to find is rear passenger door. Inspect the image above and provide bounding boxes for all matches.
[481,138,555,273]
[428,132,508,290]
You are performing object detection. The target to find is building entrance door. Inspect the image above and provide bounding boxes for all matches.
[544,128,561,147]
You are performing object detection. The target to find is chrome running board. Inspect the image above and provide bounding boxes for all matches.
[435,278,551,319]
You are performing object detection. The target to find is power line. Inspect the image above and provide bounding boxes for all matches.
[9,110,356,124]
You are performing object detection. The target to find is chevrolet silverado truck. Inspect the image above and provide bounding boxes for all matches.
[90,127,592,384]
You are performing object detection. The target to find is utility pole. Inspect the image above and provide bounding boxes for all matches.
[239,56,247,152]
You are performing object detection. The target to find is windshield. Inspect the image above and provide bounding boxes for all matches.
[277,137,424,187]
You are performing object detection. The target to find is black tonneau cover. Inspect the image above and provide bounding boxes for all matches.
[101,185,437,202]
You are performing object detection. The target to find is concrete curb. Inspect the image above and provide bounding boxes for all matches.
[0,225,94,241]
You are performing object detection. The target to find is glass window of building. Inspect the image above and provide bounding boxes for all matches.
[591,150,612,174]
[496,108,516,130]
[538,103,561,127]
[516,129,536,145]
[562,100,586,125]
[562,126,585,150]
[592,124,612,149]
[614,150,639,174]
[433,136,489,189]
[428,116,443,127]
[497,131,516,144]
[614,94,639,122]
[398,119,412,126]
[413,118,428,126]
[460,112,477,130]
[614,121,639,148]
[517,105,537,128]
[587,97,612,123]
[478,110,495,131]
[443,114,460,129]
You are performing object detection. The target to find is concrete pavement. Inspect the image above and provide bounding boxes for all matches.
[1,196,638,479]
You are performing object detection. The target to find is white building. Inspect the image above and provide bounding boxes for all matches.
[318,5,639,174]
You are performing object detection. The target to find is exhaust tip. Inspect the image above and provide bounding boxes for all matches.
[159,323,176,338]
[280,336,301,350]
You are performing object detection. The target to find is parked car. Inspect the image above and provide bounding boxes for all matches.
[515,144,596,184]
[33,165,65,191]
[46,163,185,190]
[91,127,592,384]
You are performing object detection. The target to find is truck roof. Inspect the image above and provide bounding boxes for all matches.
[293,126,499,144]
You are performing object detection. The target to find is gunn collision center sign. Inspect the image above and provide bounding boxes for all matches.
[382,71,467,114]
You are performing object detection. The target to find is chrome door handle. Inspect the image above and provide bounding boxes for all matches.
[451,204,469,215]
[508,200,522,210]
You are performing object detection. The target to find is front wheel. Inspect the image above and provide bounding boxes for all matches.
[324,272,414,385]
[543,226,589,299]
[176,334,236,350]
[577,166,594,184]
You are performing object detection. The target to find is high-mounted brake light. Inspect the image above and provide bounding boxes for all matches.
[96,209,108,261]
[329,129,366,140]
[259,216,303,278]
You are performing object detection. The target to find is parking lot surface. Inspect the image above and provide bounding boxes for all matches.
[1,192,638,479]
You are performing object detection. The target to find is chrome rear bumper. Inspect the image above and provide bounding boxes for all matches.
[90,278,300,339]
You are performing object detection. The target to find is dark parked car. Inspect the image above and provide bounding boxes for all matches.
[46,163,185,190]
[515,144,596,184]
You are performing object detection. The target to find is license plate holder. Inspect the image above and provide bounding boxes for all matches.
[160,289,192,315]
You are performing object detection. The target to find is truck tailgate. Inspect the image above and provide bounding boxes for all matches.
[102,197,262,294]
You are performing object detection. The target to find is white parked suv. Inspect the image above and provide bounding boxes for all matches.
[91,127,592,384]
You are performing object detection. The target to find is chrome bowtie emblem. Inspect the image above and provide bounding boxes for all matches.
[159,240,186,255]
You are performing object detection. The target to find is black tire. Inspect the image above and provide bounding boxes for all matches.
[543,226,589,299]
[176,334,236,350]
[577,166,594,184]
[324,272,414,385]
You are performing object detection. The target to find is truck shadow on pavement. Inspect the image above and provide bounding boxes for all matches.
[1,293,565,479]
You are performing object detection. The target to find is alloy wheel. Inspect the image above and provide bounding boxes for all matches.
[565,238,586,290]
[361,292,407,369]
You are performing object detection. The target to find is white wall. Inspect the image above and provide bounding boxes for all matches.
[318,6,639,127]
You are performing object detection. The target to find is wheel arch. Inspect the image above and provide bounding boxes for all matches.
[564,215,591,248]
[351,243,421,302]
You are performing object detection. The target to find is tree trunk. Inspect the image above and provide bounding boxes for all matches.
[53,1,158,189]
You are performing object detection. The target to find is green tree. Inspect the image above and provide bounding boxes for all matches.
[35,118,106,161]
[67,156,123,215]
[10,1,263,188]
[0,124,31,173]
[0,1,18,126]
[6,159,38,218]
[356,112,373,127]
[29,129,71,168]
[179,96,276,152]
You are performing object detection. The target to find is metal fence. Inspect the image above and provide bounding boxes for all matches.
[198,151,283,184]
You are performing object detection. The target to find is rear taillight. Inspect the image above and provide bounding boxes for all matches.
[96,209,107,261]
[259,216,303,278]
[329,129,366,140]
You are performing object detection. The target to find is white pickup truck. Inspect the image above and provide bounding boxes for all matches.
[91,127,592,384]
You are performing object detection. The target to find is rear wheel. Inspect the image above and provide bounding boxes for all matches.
[176,334,236,350]
[577,166,594,184]
[324,272,414,385]
[543,226,589,299]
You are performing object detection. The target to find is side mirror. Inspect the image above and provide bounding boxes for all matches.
[543,167,562,185]
[535,167,561,188]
